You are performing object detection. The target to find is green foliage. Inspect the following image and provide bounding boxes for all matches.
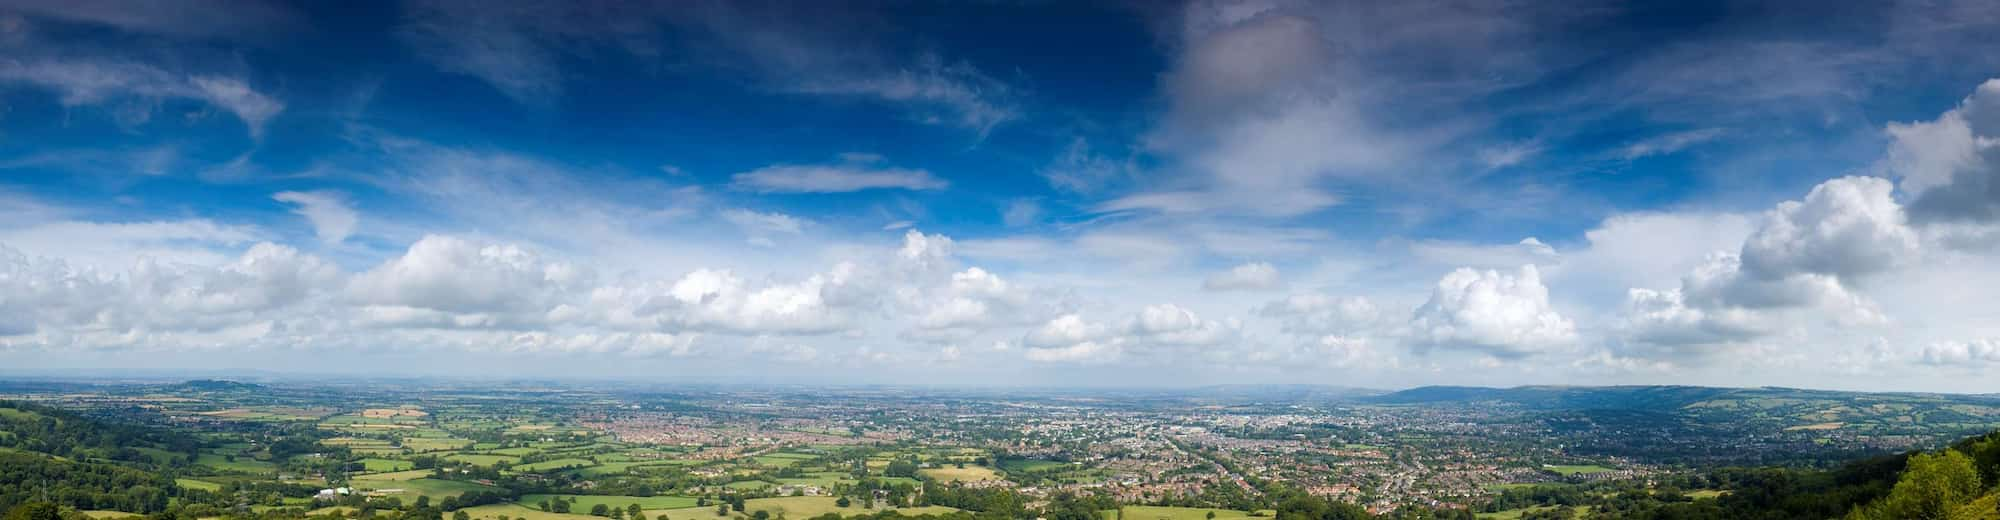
[1846,450,1982,520]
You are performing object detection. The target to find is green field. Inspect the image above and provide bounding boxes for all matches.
[516,458,597,471]
[353,469,436,481]
[353,478,496,500]
[1543,464,1615,476]
[460,503,601,520]
[359,457,414,472]
[174,478,223,492]
[651,497,958,520]
[447,453,520,466]
[1120,506,1258,520]
[519,494,701,511]
[999,459,1070,473]
[194,453,277,474]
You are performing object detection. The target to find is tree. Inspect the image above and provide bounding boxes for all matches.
[1849,450,1982,520]
[752,511,770,520]
[1207,512,1217,520]
[836,497,851,508]
[593,504,612,517]
[612,508,625,520]
[3,502,60,520]
[717,505,730,517]
[629,504,643,519]
[454,512,471,520]
[540,501,552,512]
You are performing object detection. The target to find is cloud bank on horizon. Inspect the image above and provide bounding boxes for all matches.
[2,0,2000,390]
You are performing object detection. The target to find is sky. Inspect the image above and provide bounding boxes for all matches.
[2,1,2000,391]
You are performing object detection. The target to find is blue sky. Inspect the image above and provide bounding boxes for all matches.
[3,0,2000,390]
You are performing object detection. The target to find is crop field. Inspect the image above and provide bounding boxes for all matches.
[919,465,1003,482]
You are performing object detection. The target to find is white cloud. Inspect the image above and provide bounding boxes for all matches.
[1257,294,1380,335]
[0,59,283,136]
[1613,176,1917,358]
[1410,265,1577,357]
[1203,262,1281,291]
[1920,339,2000,365]
[1477,141,1541,168]
[348,235,590,320]
[272,191,359,244]
[731,157,947,193]
[1002,199,1041,227]
[1881,78,2000,223]
[1620,128,1728,160]
[721,209,808,235]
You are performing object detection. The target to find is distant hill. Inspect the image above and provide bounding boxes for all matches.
[1366,385,1738,409]
[171,379,263,392]
[1366,384,2000,411]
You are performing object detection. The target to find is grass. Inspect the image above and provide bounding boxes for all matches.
[519,494,702,511]
[353,469,437,481]
[999,459,1069,473]
[174,478,223,492]
[1543,464,1615,476]
[460,503,602,520]
[516,458,597,471]
[403,437,475,452]
[355,477,496,500]
[359,457,414,472]
[195,453,276,474]
[447,453,521,466]
[1120,506,1258,520]
[81,511,143,519]
[919,466,1003,482]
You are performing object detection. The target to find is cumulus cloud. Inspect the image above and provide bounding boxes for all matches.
[1882,78,2000,223]
[272,191,358,244]
[1202,262,1280,291]
[1920,339,2000,365]
[1018,304,1238,364]
[348,235,591,322]
[0,241,338,337]
[731,156,947,193]
[1614,176,1916,358]
[1410,265,1576,357]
